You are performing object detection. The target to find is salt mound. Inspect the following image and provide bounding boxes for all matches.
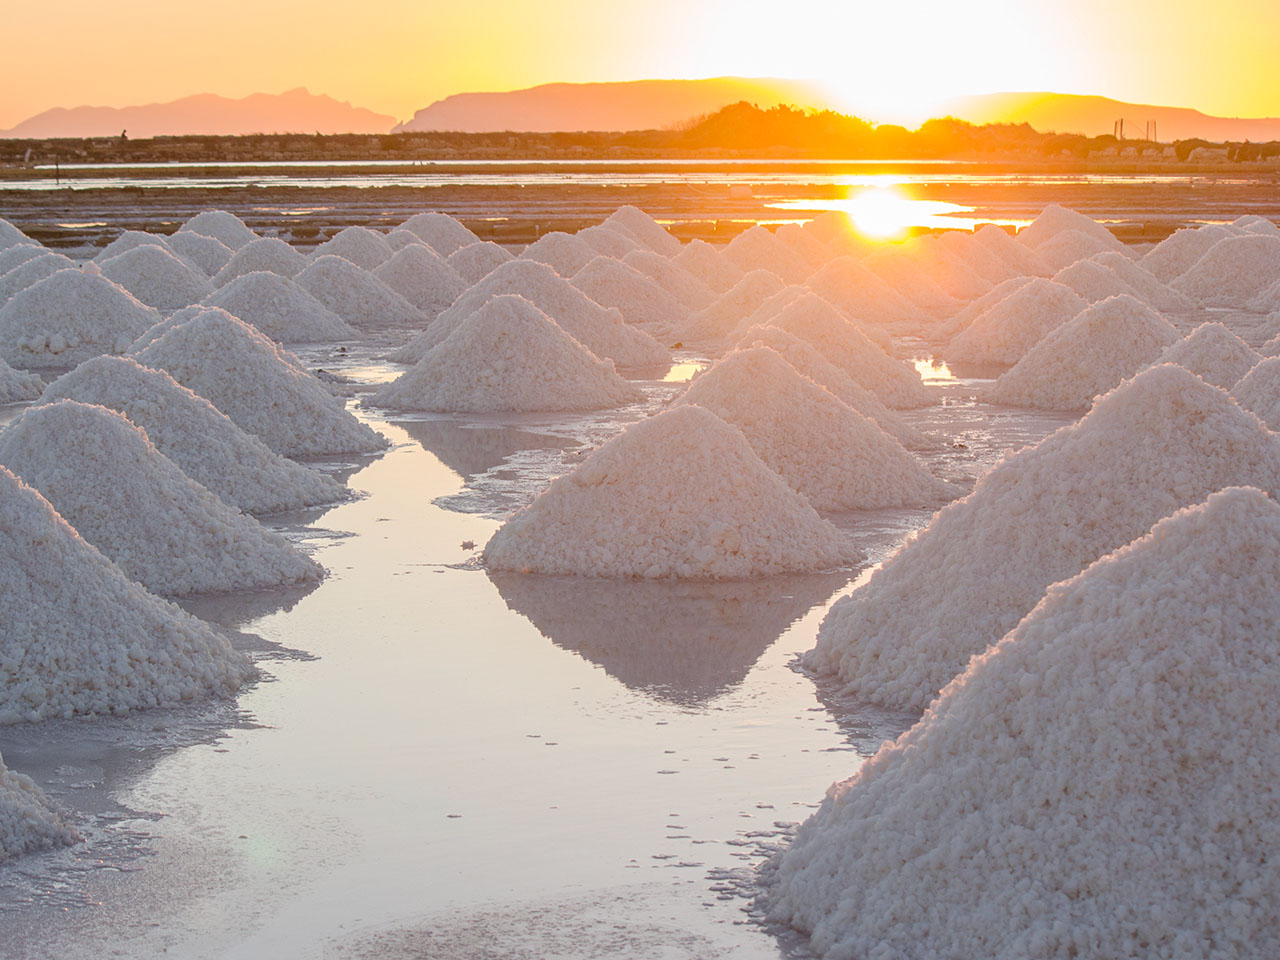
[899,238,993,300]
[370,244,467,319]
[390,259,667,368]
[130,305,242,354]
[801,210,854,247]
[1140,224,1235,282]
[178,210,257,249]
[0,750,77,860]
[677,269,785,346]
[621,249,716,310]
[679,348,950,511]
[987,295,1178,410]
[93,230,173,264]
[399,212,479,256]
[577,224,641,259]
[1151,321,1261,389]
[932,231,1022,285]
[519,231,597,277]
[1231,213,1280,235]
[1248,277,1280,313]
[724,226,814,284]
[167,231,233,277]
[931,276,1034,342]
[604,206,682,257]
[0,463,252,723]
[1016,204,1124,252]
[211,237,308,285]
[808,364,1280,711]
[973,223,1052,276]
[773,487,1280,960]
[0,218,33,250]
[0,269,160,369]
[0,401,323,596]
[740,286,892,353]
[483,404,860,578]
[202,271,356,342]
[446,241,513,284]
[0,252,77,304]
[571,256,690,333]
[312,226,394,270]
[1232,356,1280,430]
[1052,258,1146,305]
[773,223,836,271]
[40,356,343,514]
[1089,249,1194,311]
[805,257,917,326]
[947,278,1087,365]
[373,295,642,413]
[1034,228,1124,272]
[294,255,427,329]
[672,239,744,293]
[100,245,214,312]
[0,356,43,404]
[862,249,961,313]
[381,229,423,252]
[133,312,387,457]
[1172,234,1280,305]
[0,243,47,277]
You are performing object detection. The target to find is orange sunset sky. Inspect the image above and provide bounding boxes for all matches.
[3,0,1278,129]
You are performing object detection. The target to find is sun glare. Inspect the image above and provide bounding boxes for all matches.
[842,187,919,240]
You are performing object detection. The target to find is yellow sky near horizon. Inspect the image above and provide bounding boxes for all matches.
[2,0,1278,129]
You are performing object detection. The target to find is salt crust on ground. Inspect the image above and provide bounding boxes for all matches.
[946,278,1087,365]
[446,241,514,284]
[0,749,78,860]
[133,312,386,457]
[1033,228,1125,272]
[576,224,642,260]
[0,464,251,723]
[372,244,468,318]
[0,269,160,369]
[93,230,173,264]
[294,255,427,329]
[202,271,356,342]
[773,487,1280,960]
[571,256,690,333]
[399,213,479,256]
[483,404,860,578]
[807,364,1280,711]
[677,269,786,346]
[0,356,43,404]
[804,257,918,326]
[974,223,1053,276]
[373,295,642,413]
[723,226,815,284]
[986,295,1178,411]
[1016,204,1125,252]
[100,245,214,312]
[211,237,308,286]
[178,210,257,249]
[621,249,717,310]
[1139,224,1235,283]
[1172,234,1280,305]
[0,253,78,304]
[604,206,682,257]
[40,357,343,515]
[1151,321,1261,389]
[0,243,48,277]
[678,348,949,511]
[672,239,744,293]
[0,401,323,597]
[0,218,32,249]
[166,231,233,277]
[312,226,394,270]
[862,249,960,314]
[1089,250,1194,311]
[931,276,1034,342]
[1052,258,1146,305]
[519,231,598,278]
[1233,357,1280,430]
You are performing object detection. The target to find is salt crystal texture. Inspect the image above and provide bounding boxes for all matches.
[932,231,1023,285]
[772,486,1280,960]
[202,272,356,343]
[100,245,214,312]
[446,241,514,284]
[0,356,43,404]
[931,276,1034,343]
[294,255,427,329]
[398,213,479,256]
[576,225,641,259]
[1052,258,1146,305]
[0,253,78,304]
[974,223,1052,276]
[1151,321,1261,389]
[1034,228,1125,272]
[805,257,917,326]
[1140,224,1235,283]
[900,239,993,300]
[1171,234,1280,305]
[483,404,860,578]
[0,218,33,250]
[862,249,961,314]
[571,256,690,333]
[947,278,1087,365]
[93,230,174,264]
[312,226,394,270]
[167,231,234,277]
[1088,250,1194,311]
[621,250,717,310]
[672,239,744,293]
[384,229,427,252]
[178,210,257,249]
[211,237,308,285]
[677,270,786,346]
[520,232,598,278]
[372,245,468,318]
[1231,214,1280,235]
[1016,204,1124,252]
[0,243,48,277]
[0,750,78,860]
[1232,357,1280,429]
[773,223,836,271]
[1249,278,1280,313]
[724,226,815,284]
[604,206,682,257]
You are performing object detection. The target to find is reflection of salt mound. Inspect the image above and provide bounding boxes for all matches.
[211,237,308,285]
[0,270,160,369]
[177,210,257,249]
[932,276,1033,342]
[0,751,78,860]
[1052,258,1144,304]
[134,313,387,456]
[808,364,1280,711]
[167,231,233,277]
[679,348,950,511]
[93,229,173,264]
[577,224,640,259]
[1016,204,1123,252]
[0,401,323,596]
[399,420,576,482]
[40,356,343,514]
[773,487,1280,960]
[484,405,860,578]
[947,278,1086,365]
[1089,249,1193,311]
[312,226,393,270]
[100,245,214,312]
[520,231,596,277]
[678,269,785,345]
[0,464,252,722]
[805,257,917,325]
[446,241,513,284]
[295,255,427,329]
[724,226,814,284]
[0,252,77,303]
[673,239,744,292]
[399,212,479,256]
[1233,357,1280,429]
[489,569,851,705]
[571,256,690,332]
[1139,223,1234,282]
[372,244,468,318]
[373,295,641,413]
[1152,321,1260,389]
[0,356,43,403]
[622,249,716,310]
[604,205,682,257]
[862,249,960,313]
[1172,234,1280,305]
[973,223,1051,276]
[987,295,1177,410]
[1034,228,1123,272]
[202,271,356,342]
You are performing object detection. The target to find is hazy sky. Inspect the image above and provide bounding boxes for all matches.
[3,0,1278,128]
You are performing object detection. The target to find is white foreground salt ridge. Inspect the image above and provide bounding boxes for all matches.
[576,224,642,260]
[679,348,950,511]
[571,256,690,333]
[1172,233,1280,305]
[399,212,479,256]
[807,364,1280,711]
[166,231,233,277]
[133,312,387,457]
[804,256,918,326]
[723,226,815,284]
[202,271,356,343]
[93,229,173,264]
[1016,203,1125,252]
[1088,249,1194,311]
[1139,223,1235,283]
[1233,357,1280,430]
[1152,321,1261,389]
[672,239,744,293]
[373,295,642,414]
[0,356,43,404]
[946,278,1087,365]
[177,210,257,249]
[519,231,598,277]
[1033,227,1126,272]
[483,404,860,578]
[862,249,961,314]
[1052,258,1146,305]
[974,223,1052,276]
[772,486,1280,960]
[0,252,78,304]
[294,255,427,329]
[931,276,1034,342]
[677,269,786,346]
[987,294,1178,411]
[604,206,682,257]
[100,245,214,312]
[0,243,48,277]
[211,237,308,286]
[40,357,343,515]
[0,218,33,250]
[0,401,323,597]
[446,241,514,284]
[622,249,717,310]
[312,226,394,270]
[0,464,252,723]
[372,244,468,318]
[0,750,78,861]
[0,269,160,369]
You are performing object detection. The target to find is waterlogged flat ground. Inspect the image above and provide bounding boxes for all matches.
[0,348,1081,959]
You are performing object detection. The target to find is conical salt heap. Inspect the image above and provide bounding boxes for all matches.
[571,256,690,334]
[0,243,48,276]
[898,238,993,300]
[1152,321,1261,389]
[1034,228,1126,272]
[622,249,717,310]
[0,252,77,304]
[397,213,479,256]
[931,276,1034,342]
[932,231,1022,285]
[0,269,160,369]
[372,244,468,318]
[774,222,836,272]
[211,237,308,285]
[1248,277,1280,313]
[972,223,1050,275]
[723,226,815,284]
[0,217,32,250]
[40,356,343,515]
[1233,357,1280,430]
[1139,223,1235,283]
[133,312,387,457]
[167,231,233,277]
[177,210,257,250]
[384,229,425,251]
[678,348,951,511]
[1172,234,1280,306]
[93,229,174,264]
[672,238,745,293]
[804,256,918,326]
[986,295,1178,411]
[1016,204,1125,253]
[0,750,78,860]
[446,241,513,284]
[0,356,43,404]
[312,226,394,270]
[100,245,214,312]
[520,231,597,277]
[604,205,682,257]
[772,486,1280,960]
[807,363,1280,711]
[677,269,786,346]
[577,224,641,259]
[0,463,252,722]
[862,248,961,314]
[483,404,860,578]
[202,271,356,343]
[946,278,1087,365]
[1052,258,1146,305]
[294,255,427,329]
[372,294,642,413]
[1089,250,1194,311]
[742,286,892,352]
[801,210,856,247]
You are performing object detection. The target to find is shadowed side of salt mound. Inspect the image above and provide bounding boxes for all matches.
[446,241,513,284]
[177,210,258,250]
[40,356,343,515]
[678,348,952,511]
[807,364,1280,712]
[986,294,1179,411]
[622,249,717,310]
[570,255,691,335]
[0,356,43,403]
[604,205,682,258]
[0,750,79,860]
[0,401,324,597]
[399,212,479,257]
[803,257,918,327]
[771,488,1280,960]
[313,226,394,270]
[675,269,786,348]
[1172,234,1280,306]
[1233,356,1280,430]
[946,278,1087,365]
[100,244,214,312]
[0,464,253,723]
[520,231,597,277]
[372,295,642,413]
[167,231,233,277]
[672,238,744,293]
[202,271,356,343]
[295,255,427,330]
[211,236,309,285]
[1150,321,1261,389]
[0,269,161,369]
[483,405,861,579]
[489,569,853,706]
[133,312,387,457]
[373,244,469,319]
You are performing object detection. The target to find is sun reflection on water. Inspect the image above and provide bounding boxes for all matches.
[913,356,957,382]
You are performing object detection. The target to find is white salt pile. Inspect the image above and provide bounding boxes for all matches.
[604,206,682,257]
[211,236,308,285]
[1233,357,1280,430]
[801,210,855,247]
[773,222,836,271]
[446,241,514,284]
[1089,249,1194,311]
[166,230,233,277]
[807,363,1280,711]
[576,224,642,259]
[40,356,343,515]
[622,249,717,310]
[202,271,356,342]
[805,257,918,326]
[0,463,252,723]
[399,212,479,256]
[0,401,324,596]
[1231,214,1280,235]
[100,245,214,312]
[1016,204,1124,252]
[932,231,1022,285]
[177,210,257,249]
[723,226,815,284]
[1052,258,1146,305]
[93,229,173,264]
[772,486,1280,960]
[1172,234,1280,305]
[931,276,1034,342]
[1140,223,1235,283]
[672,239,745,293]
[987,295,1178,410]
[373,295,642,413]
[1151,321,1261,389]
[677,269,786,346]
[0,356,43,404]
[571,256,690,333]
[862,249,961,314]
[900,238,993,300]
[742,286,901,356]
[294,255,427,329]
[372,244,468,318]
[312,226,394,270]
[0,252,77,304]
[133,312,387,457]
[1249,278,1280,313]
[381,229,422,252]
[679,348,950,511]
[1034,227,1126,272]
[0,217,32,250]
[129,305,236,354]
[0,269,160,369]
[483,404,860,578]
[0,751,78,860]
[974,223,1052,276]
[946,278,1087,365]
[519,231,598,277]
[0,243,48,277]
